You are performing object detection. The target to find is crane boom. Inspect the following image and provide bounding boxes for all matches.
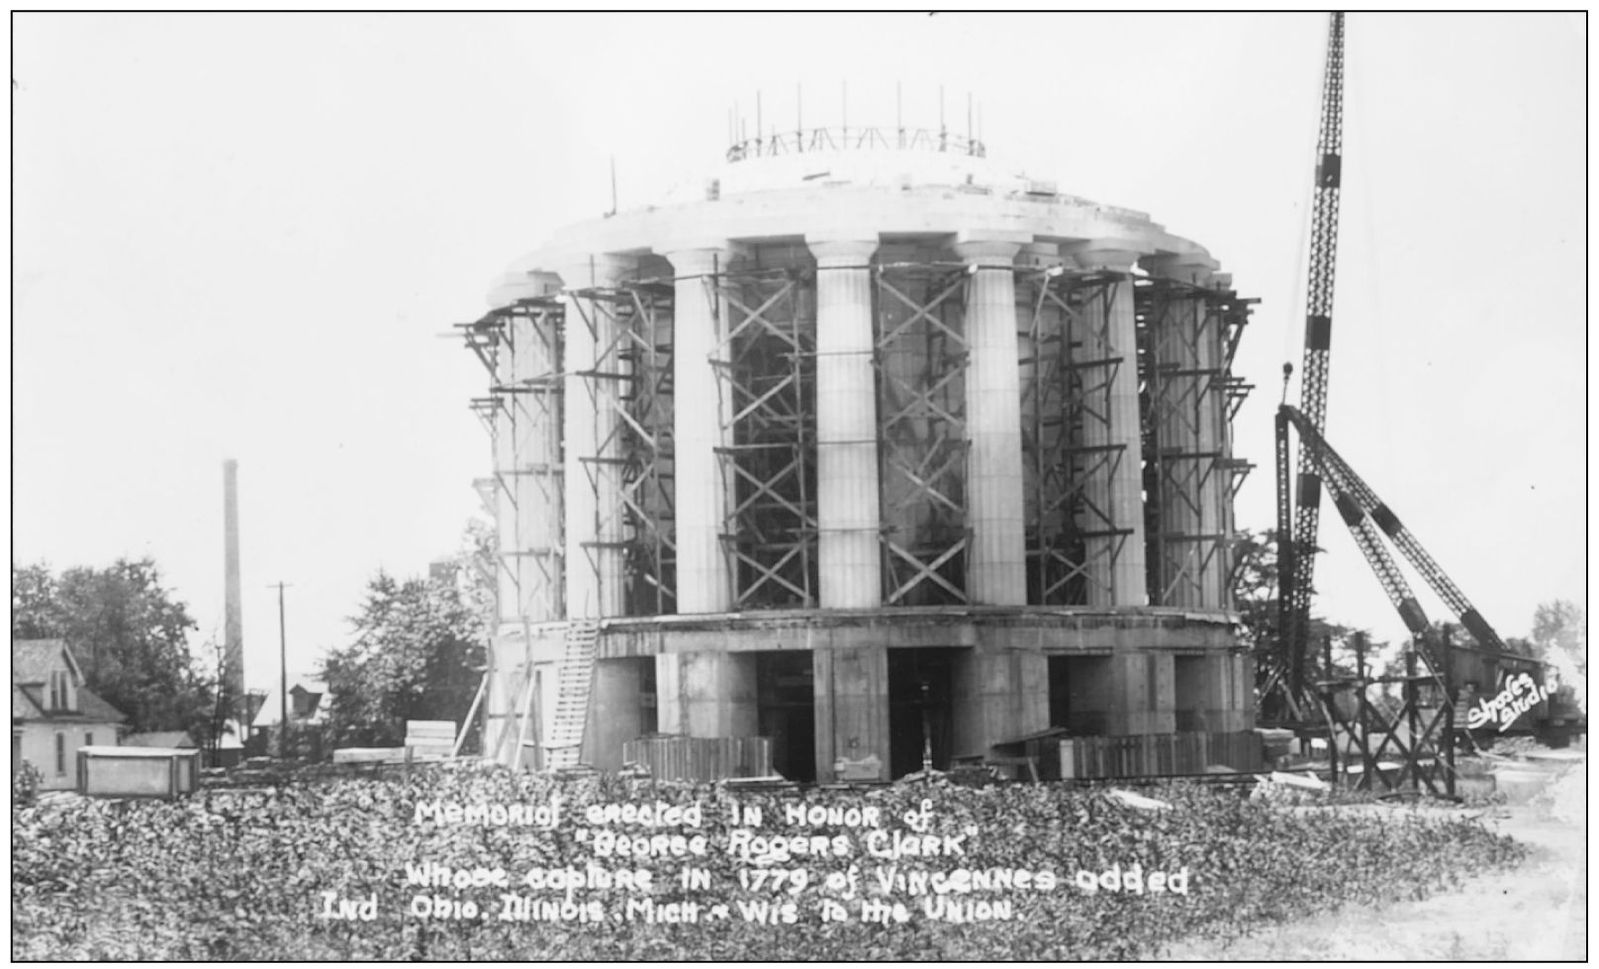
[1283,12,1347,699]
[1280,404,1510,662]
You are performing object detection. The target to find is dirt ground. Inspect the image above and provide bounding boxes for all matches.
[1162,758,1587,961]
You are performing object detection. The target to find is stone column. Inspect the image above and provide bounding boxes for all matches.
[808,239,883,608]
[1145,252,1218,608]
[663,246,736,615]
[483,271,564,767]
[1210,271,1237,613]
[953,235,1028,605]
[655,246,746,740]
[1069,243,1150,606]
[558,255,635,621]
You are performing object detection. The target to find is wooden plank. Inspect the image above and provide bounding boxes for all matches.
[333,747,408,764]
[406,721,458,741]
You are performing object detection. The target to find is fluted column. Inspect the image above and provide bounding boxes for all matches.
[809,239,882,608]
[953,237,1026,605]
[1069,242,1149,607]
[663,246,735,614]
[1209,271,1236,613]
[511,276,566,621]
[485,270,564,767]
[1147,252,1218,608]
[558,255,633,621]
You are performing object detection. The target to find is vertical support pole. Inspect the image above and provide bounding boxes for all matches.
[953,236,1026,605]
[274,581,288,759]
[1326,687,1340,784]
[1442,628,1456,798]
[809,238,883,608]
[1275,402,1296,702]
[1405,647,1420,794]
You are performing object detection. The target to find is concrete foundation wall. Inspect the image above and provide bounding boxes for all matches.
[584,658,645,772]
[950,647,1049,760]
[657,651,756,738]
[547,610,1248,778]
[813,646,891,782]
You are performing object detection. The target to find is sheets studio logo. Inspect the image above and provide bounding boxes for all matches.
[1465,673,1550,731]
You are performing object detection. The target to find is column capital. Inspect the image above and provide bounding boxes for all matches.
[486,270,563,309]
[952,230,1030,266]
[661,245,737,276]
[1064,239,1147,273]
[1015,242,1063,271]
[951,241,1023,266]
[1146,251,1220,284]
[554,254,636,291]
[807,238,878,266]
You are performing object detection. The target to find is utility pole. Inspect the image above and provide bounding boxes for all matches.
[271,582,290,758]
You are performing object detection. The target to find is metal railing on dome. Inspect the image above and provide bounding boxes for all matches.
[726,125,986,163]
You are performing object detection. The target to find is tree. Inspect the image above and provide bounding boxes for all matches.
[1531,600,1586,674]
[1530,599,1586,709]
[1230,529,1284,662]
[320,557,487,749]
[10,558,216,739]
[1231,529,1395,684]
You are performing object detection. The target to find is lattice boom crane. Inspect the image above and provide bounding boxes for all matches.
[1279,405,1508,664]
[1279,12,1347,704]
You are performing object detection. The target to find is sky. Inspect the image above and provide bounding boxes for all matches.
[12,13,1587,690]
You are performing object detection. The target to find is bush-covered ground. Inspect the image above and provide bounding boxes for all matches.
[12,764,1528,961]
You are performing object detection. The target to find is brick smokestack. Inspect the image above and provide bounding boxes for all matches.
[223,459,245,724]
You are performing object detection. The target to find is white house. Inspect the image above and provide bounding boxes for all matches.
[12,639,128,790]
[249,673,330,731]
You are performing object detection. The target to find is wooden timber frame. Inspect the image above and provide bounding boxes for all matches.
[1313,631,1457,798]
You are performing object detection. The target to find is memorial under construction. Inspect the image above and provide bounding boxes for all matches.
[459,113,1257,782]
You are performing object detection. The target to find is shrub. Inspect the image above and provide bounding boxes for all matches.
[11,766,1528,961]
[11,761,42,807]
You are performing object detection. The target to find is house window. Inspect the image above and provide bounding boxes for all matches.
[55,732,66,775]
[49,670,73,712]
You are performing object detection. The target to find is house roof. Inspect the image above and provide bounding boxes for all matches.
[11,639,127,725]
[14,682,128,724]
[12,639,83,684]
[251,673,330,728]
[12,683,44,719]
[76,687,127,723]
[124,730,196,748]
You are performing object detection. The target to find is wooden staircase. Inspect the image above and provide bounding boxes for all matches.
[543,620,599,769]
